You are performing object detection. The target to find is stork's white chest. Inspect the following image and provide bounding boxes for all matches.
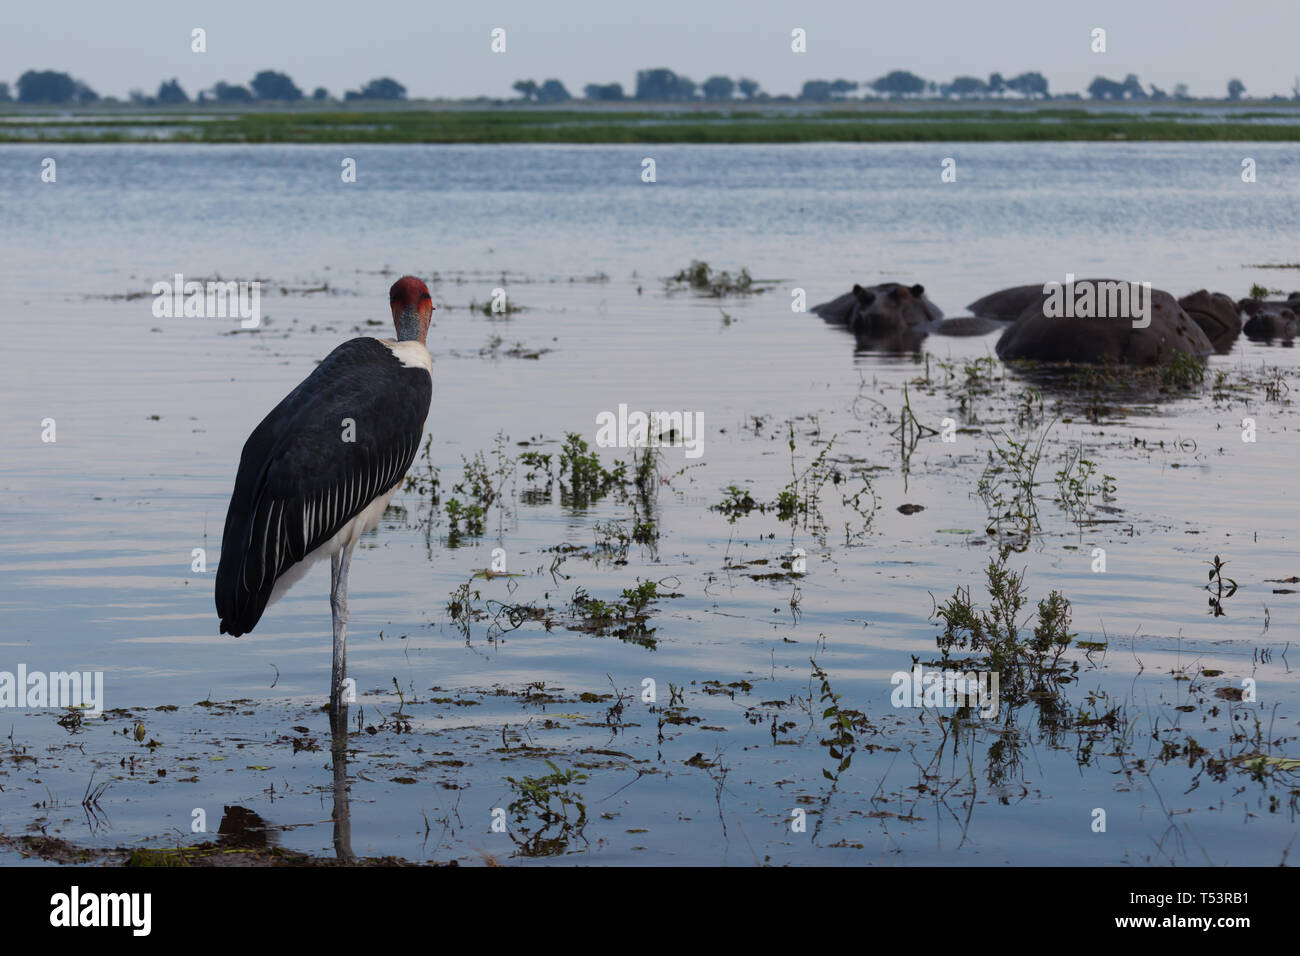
[379,339,434,374]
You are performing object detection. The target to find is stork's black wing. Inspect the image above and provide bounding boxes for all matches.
[216,337,431,636]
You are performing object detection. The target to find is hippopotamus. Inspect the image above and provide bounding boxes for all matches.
[994,280,1212,365]
[1178,290,1241,353]
[1238,297,1297,343]
[812,282,1004,351]
[967,284,1049,323]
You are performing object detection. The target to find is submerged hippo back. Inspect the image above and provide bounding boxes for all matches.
[996,280,1212,365]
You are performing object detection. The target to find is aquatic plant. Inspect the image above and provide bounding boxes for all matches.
[934,355,1003,422]
[445,579,484,639]
[775,424,837,528]
[976,420,1055,544]
[567,580,665,648]
[1205,554,1239,617]
[469,296,525,318]
[1248,283,1281,300]
[931,548,1077,707]
[1053,442,1117,526]
[444,432,517,541]
[505,760,589,857]
[1159,352,1207,390]
[808,659,875,842]
[444,497,486,540]
[712,485,763,520]
[666,259,767,297]
[558,432,627,506]
[402,434,441,501]
[711,425,877,542]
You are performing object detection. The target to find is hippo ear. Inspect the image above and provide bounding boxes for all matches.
[852,284,874,307]
[910,284,925,297]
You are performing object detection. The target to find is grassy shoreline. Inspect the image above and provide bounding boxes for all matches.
[4,106,1300,143]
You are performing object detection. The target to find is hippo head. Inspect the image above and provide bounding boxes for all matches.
[850,282,937,335]
[1243,306,1298,343]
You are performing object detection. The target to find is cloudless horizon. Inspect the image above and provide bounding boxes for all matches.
[3,0,1298,101]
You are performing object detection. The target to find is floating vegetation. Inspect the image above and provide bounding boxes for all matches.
[1159,351,1207,390]
[1053,442,1118,527]
[711,424,878,543]
[713,485,763,520]
[444,497,487,540]
[470,296,526,318]
[976,420,1055,545]
[443,434,515,544]
[402,435,441,501]
[930,549,1078,709]
[567,580,671,649]
[666,260,772,297]
[890,384,939,481]
[558,432,628,507]
[809,658,876,842]
[505,760,589,857]
[1205,554,1239,617]
[933,355,1004,422]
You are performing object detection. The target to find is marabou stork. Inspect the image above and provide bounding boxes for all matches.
[215,276,434,724]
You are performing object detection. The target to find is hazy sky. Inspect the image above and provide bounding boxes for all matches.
[4,0,1298,100]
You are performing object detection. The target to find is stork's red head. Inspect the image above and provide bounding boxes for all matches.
[389,276,433,345]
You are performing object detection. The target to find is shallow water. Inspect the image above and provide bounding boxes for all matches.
[0,143,1297,865]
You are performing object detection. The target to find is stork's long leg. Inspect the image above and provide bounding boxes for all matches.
[329,542,356,730]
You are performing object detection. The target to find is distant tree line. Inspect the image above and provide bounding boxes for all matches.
[0,69,406,106]
[520,68,1046,103]
[1085,73,1245,101]
[519,69,1264,105]
[4,70,101,105]
[0,67,1273,106]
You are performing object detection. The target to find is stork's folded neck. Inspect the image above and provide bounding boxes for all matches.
[394,306,424,343]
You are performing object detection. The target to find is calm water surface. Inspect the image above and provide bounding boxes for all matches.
[0,143,1297,865]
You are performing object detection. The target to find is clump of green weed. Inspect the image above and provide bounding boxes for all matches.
[931,549,1077,706]
[568,579,664,648]
[807,659,875,842]
[445,579,484,639]
[558,432,627,506]
[470,296,525,318]
[976,421,1054,544]
[444,497,486,541]
[1205,554,1238,617]
[667,260,767,297]
[444,432,517,541]
[713,485,763,520]
[1160,352,1207,390]
[506,760,588,857]
[519,450,552,485]
[1053,442,1117,525]
[712,424,876,540]
[403,434,442,508]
